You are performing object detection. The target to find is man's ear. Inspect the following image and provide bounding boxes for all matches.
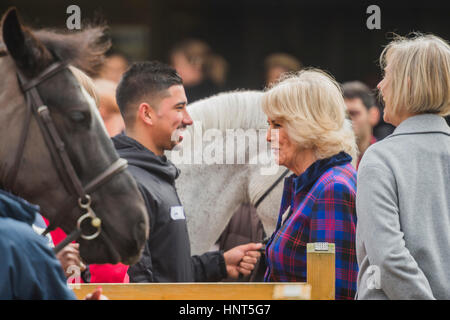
[1,7,52,76]
[138,102,154,126]
[368,106,380,127]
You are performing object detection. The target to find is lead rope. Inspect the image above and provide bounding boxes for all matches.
[237,168,290,280]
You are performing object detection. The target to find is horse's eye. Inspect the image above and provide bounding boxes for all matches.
[70,111,86,122]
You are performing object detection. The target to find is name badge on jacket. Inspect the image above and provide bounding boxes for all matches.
[170,206,186,220]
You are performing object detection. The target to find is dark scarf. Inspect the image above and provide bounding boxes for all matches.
[292,151,352,195]
[275,151,352,231]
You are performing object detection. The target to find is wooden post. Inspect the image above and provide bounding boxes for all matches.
[307,242,335,300]
[69,282,311,300]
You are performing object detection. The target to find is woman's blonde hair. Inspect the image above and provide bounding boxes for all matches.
[380,33,450,117]
[262,68,358,161]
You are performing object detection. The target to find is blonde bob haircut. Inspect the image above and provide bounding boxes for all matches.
[380,33,450,117]
[262,68,358,161]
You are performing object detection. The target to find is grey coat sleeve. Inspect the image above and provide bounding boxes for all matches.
[356,164,435,299]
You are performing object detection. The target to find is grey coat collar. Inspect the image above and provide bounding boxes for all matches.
[389,114,450,138]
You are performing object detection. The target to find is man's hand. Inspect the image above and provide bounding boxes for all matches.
[223,243,262,279]
[55,243,86,278]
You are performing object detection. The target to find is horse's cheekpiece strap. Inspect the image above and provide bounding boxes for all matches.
[20,61,68,92]
[84,158,128,194]
[13,59,128,254]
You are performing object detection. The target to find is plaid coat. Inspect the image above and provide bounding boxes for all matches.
[264,152,358,300]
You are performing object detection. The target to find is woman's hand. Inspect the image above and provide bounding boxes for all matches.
[55,243,86,278]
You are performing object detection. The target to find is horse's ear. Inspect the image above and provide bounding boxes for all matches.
[1,7,52,75]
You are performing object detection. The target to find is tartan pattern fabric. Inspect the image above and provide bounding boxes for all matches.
[264,153,358,300]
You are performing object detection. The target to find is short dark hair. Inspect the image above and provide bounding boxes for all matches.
[342,81,376,110]
[116,61,183,127]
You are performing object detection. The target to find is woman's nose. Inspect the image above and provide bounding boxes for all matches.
[266,127,271,142]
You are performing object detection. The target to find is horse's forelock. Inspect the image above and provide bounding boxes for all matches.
[33,25,111,77]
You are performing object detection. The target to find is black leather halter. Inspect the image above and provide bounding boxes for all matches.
[8,61,128,254]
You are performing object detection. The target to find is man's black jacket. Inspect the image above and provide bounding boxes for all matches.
[113,134,227,282]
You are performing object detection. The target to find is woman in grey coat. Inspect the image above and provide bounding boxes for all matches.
[356,33,450,299]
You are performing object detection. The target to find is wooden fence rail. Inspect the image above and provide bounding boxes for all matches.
[70,242,335,300]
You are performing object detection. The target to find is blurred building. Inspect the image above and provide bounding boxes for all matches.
[2,0,449,93]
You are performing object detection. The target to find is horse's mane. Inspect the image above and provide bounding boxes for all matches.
[0,22,110,76]
[187,90,267,132]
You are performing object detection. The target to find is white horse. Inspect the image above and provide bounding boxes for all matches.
[167,91,290,255]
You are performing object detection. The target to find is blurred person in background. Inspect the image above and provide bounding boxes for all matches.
[97,50,130,84]
[264,53,302,87]
[82,53,127,137]
[342,81,379,168]
[372,101,396,140]
[94,79,125,137]
[169,39,226,102]
[208,53,228,89]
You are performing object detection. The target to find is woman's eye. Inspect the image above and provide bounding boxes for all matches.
[70,111,86,122]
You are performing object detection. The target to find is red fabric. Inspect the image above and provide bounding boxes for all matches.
[42,217,129,283]
[89,264,129,283]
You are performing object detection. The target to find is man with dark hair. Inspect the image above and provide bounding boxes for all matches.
[342,81,380,168]
[113,61,262,282]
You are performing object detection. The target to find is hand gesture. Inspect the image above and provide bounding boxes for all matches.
[55,242,86,278]
[223,242,262,279]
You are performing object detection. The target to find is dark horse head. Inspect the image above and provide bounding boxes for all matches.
[0,8,148,264]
